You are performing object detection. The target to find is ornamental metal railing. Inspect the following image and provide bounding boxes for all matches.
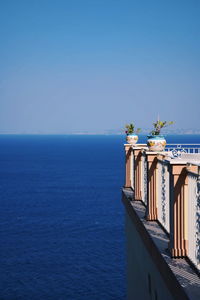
[131,150,134,191]
[157,158,170,233]
[165,144,200,157]
[141,151,148,206]
[187,164,200,270]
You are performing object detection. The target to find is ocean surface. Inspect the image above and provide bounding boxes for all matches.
[0,134,200,300]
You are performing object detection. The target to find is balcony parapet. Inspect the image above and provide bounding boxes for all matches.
[124,144,200,272]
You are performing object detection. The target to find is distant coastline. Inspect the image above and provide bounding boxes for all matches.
[0,130,200,136]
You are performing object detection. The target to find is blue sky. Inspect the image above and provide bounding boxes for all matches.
[0,0,200,133]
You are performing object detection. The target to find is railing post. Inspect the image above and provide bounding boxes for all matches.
[146,153,158,221]
[134,149,143,200]
[124,144,133,189]
[170,164,188,257]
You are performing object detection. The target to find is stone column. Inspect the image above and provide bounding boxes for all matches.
[134,149,143,200]
[170,164,199,257]
[170,164,188,257]
[124,144,133,188]
[146,153,158,221]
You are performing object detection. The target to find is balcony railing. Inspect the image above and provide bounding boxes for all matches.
[166,144,200,155]
[187,164,200,270]
[124,143,200,271]
[157,157,170,233]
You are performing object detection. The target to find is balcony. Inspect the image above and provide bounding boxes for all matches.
[123,143,200,299]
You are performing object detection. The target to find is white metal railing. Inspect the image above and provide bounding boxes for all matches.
[141,152,148,206]
[157,159,170,233]
[131,150,134,190]
[166,144,200,156]
[187,166,200,270]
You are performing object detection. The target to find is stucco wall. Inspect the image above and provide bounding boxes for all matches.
[125,213,174,300]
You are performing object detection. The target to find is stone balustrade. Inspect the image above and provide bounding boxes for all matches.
[124,143,200,271]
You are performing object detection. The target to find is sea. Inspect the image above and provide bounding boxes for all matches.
[0,134,200,300]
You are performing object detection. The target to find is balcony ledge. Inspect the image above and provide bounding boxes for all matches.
[122,188,200,300]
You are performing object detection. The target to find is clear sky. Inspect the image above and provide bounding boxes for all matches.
[0,0,200,133]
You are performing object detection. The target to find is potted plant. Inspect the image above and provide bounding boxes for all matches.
[147,119,174,151]
[125,123,141,145]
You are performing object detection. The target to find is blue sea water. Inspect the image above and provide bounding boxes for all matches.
[0,134,200,300]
